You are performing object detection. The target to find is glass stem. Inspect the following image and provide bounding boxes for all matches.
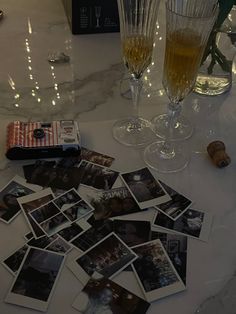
[160,102,181,158]
[130,76,143,119]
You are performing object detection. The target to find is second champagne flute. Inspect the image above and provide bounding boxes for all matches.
[144,0,219,172]
[113,0,160,147]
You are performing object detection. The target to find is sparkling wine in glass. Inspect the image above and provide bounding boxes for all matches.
[151,0,219,142]
[144,0,219,172]
[113,0,160,147]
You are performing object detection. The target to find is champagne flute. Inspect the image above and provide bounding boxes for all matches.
[95,6,101,28]
[112,0,160,147]
[144,0,219,173]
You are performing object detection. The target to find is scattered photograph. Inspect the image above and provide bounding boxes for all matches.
[120,168,170,209]
[53,188,81,210]
[45,237,72,254]
[0,176,38,223]
[18,188,55,238]
[27,234,58,249]
[80,147,115,167]
[151,231,188,284]
[57,219,90,242]
[58,222,84,242]
[88,186,144,220]
[113,220,151,247]
[68,233,137,285]
[39,212,71,237]
[56,147,115,168]
[23,162,82,190]
[2,244,29,275]
[152,208,213,242]
[71,219,113,252]
[77,160,119,190]
[5,247,65,312]
[23,160,56,182]
[63,200,94,222]
[132,239,185,302]
[30,202,60,224]
[155,181,192,220]
[72,277,150,314]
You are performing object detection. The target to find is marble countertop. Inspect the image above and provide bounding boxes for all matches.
[0,1,236,314]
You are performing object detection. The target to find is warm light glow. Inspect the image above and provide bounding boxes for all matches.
[27,17,33,34]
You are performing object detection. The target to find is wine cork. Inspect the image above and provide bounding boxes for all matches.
[207,141,231,168]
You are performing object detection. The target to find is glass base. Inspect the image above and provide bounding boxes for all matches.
[112,117,156,147]
[143,141,189,173]
[194,73,231,96]
[152,114,194,140]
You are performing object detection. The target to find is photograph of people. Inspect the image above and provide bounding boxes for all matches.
[73,277,150,314]
[154,208,204,238]
[76,234,136,278]
[0,181,34,223]
[121,168,166,203]
[10,248,64,301]
[132,241,181,295]
[90,187,141,220]
[113,220,151,247]
[157,181,191,219]
[77,161,119,191]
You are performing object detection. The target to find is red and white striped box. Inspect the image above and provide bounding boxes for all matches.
[6,120,81,160]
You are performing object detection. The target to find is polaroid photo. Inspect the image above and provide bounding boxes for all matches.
[0,175,40,224]
[152,208,213,242]
[56,147,114,169]
[53,188,81,210]
[23,162,82,190]
[5,247,65,312]
[120,168,170,209]
[23,160,56,182]
[67,232,137,285]
[62,200,94,222]
[27,234,58,249]
[57,219,91,242]
[52,188,94,222]
[72,277,150,314]
[131,239,185,302]
[87,186,145,221]
[71,219,113,252]
[77,160,119,190]
[2,244,29,275]
[80,147,115,167]
[151,231,188,284]
[18,188,55,238]
[155,181,192,220]
[113,220,151,247]
[37,212,71,237]
[29,201,61,224]
[45,236,72,254]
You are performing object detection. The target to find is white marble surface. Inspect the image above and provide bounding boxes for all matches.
[0,1,236,314]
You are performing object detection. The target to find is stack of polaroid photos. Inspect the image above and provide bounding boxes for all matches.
[0,147,213,313]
